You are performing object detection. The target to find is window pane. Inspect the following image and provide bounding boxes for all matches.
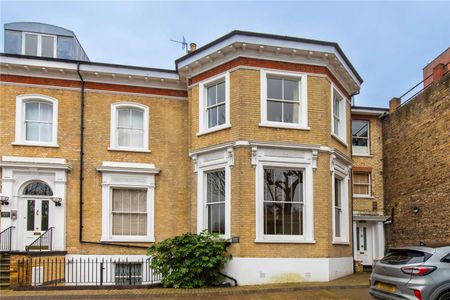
[41,36,55,58]
[267,78,282,99]
[267,101,282,122]
[208,203,225,234]
[40,102,53,122]
[264,202,303,235]
[118,129,130,147]
[207,170,225,203]
[131,110,144,129]
[39,123,52,142]
[24,34,38,56]
[354,185,369,195]
[27,200,35,231]
[217,81,225,103]
[354,173,369,184]
[118,109,130,128]
[333,97,340,116]
[207,85,217,106]
[334,118,339,136]
[284,80,299,101]
[23,182,53,196]
[25,102,39,121]
[115,263,142,285]
[26,122,39,141]
[352,121,368,138]
[130,130,144,148]
[208,107,218,128]
[335,208,341,237]
[334,178,341,207]
[41,200,49,231]
[283,102,299,123]
[218,104,226,126]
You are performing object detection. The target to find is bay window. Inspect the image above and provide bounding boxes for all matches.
[331,86,347,143]
[198,72,230,135]
[264,168,304,235]
[206,170,226,235]
[260,70,308,129]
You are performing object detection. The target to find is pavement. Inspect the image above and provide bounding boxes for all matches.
[0,272,372,300]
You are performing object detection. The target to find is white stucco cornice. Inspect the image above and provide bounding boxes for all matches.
[176,31,362,95]
[0,54,186,91]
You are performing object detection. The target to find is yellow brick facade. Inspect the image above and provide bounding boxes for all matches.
[351,115,385,215]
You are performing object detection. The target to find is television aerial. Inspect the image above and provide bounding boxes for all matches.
[170,36,188,54]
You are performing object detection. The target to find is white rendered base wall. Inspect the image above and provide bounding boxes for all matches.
[223,256,353,285]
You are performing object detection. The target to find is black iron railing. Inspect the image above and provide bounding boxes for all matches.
[26,227,54,252]
[17,257,161,287]
[0,226,14,252]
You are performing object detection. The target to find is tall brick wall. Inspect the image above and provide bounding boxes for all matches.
[382,73,450,248]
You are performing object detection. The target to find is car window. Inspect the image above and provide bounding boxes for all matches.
[381,249,432,265]
[441,253,450,263]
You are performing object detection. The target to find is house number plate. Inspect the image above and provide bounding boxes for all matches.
[1,212,10,218]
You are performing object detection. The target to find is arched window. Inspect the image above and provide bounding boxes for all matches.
[22,181,53,196]
[14,95,58,146]
[110,103,149,152]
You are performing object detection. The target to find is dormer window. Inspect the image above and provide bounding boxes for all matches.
[22,32,56,58]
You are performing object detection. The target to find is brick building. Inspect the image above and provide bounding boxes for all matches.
[0,22,364,286]
[382,57,450,248]
[351,106,388,267]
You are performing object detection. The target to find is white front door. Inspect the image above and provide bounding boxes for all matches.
[355,222,373,265]
[24,199,50,247]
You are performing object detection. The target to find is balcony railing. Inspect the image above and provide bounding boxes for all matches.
[0,226,14,252]
[26,227,54,252]
[17,257,161,288]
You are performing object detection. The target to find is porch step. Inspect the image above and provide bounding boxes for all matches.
[0,253,11,290]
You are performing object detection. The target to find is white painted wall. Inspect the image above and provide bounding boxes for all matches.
[223,256,353,285]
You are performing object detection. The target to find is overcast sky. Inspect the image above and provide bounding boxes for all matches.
[1,1,449,107]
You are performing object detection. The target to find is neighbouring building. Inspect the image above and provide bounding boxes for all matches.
[382,52,450,248]
[351,106,388,267]
[0,21,380,287]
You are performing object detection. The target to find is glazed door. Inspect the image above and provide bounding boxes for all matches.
[355,223,373,265]
[24,199,49,246]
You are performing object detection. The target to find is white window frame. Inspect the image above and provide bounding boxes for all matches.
[22,32,57,58]
[254,147,315,243]
[109,102,150,152]
[13,94,59,147]
[196,149,232,239]
[352,172,372,198]
[331,157,350,244]
[331,85,347,145]
[198,72,231,135]
[260,69,308,130]
[352,120,370,156]
[99,162,157,243]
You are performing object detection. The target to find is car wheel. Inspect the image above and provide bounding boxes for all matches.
[438,291,450,300]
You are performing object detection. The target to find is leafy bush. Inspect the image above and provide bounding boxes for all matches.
[147,231,232,288]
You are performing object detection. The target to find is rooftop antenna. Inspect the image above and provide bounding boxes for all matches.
[170,36,188,54]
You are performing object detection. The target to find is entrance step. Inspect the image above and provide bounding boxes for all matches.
[0,253,10,290]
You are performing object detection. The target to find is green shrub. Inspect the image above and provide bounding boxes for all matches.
[147,231,232,288]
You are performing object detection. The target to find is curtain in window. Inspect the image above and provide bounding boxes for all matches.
[117,108,144,148]
[25,101,53,142]
[112,189,147,236]
[353,173,370,195]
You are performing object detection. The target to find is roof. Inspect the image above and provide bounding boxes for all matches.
[0,53,178,74]
[175,30,363,84]
[351,106,388,116]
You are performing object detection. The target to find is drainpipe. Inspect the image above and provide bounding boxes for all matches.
[76,62,85,243]
[349,90,359,271]
[76,62,147,249]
